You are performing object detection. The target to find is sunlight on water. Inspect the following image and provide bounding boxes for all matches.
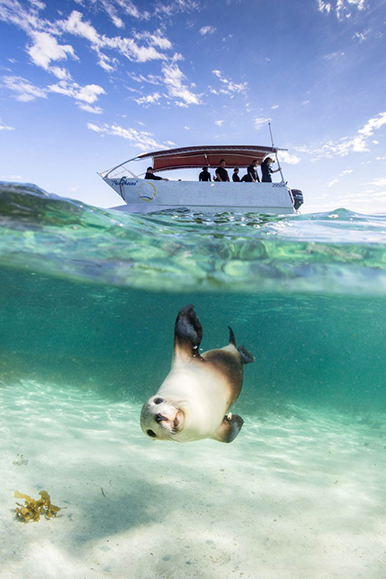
[1,182,386,579]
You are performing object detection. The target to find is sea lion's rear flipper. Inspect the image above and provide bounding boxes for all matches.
[238,346,255,365]
[174,304,203,362]
[228,326,255,365]
[210,413,244,443]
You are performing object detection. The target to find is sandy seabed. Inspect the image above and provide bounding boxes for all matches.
[0,381,385,579]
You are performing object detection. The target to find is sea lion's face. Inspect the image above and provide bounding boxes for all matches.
[140,396,185,441]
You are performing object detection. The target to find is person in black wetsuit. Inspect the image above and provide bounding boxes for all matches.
[232,168,240,182]
[215,159,230,182]
[145,167,169,181]
[247,159,260,183]
[261,157,280,182]
[199,167,211,181]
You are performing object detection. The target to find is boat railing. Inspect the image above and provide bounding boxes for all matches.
[99,157,142,180]
[101,165,140,180]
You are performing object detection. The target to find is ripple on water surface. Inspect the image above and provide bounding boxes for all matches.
[1,182,386,295]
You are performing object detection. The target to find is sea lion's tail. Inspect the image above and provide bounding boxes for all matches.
[228,326,255,365]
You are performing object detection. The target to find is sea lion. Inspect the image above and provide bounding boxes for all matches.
[140,304,254,443]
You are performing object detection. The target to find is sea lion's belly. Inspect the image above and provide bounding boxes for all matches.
[158,364,229,441]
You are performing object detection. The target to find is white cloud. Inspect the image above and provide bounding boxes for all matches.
[154,0,200,18]
[358,112,386,138]
[212,70,248,96]
[317,0,367,20]
[0,118,15,131]
[299,111,386,159]
[323,51,345,60]
[3,73,106,111]
[48,80,106,104]
[134,92,162,105]
[121,41,167,63]
[0,1,177,97]
[0,1,226,115]
[162,62,200,105]
[28,31,77,78]
[0,174,23,180]
[200,26,216,35]
[215,120,223,127]
[148,33,172,50]
[95,0,150,27]
[128,64,198,108]
[77,84,106,103]
[0,2,76,79]
[271,104,279,110]
[353,30,369,42]
[2,75,47,101]
[0,0,55,36]
[254,117,269,130]
[87,122,167,151]
[132,30,172,50]
[128,72,163,85]
[326,167,353,187]
[77,103,103,114]
[60,10,100,44]
[279,151,301,165]
[59,11,170,66]
[370,178,386,188]
[317,0,332,14]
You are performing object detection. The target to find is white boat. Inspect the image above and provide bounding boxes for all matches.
[99,145,304,214]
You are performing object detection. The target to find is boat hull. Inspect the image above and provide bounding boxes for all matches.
[103,177,296,214]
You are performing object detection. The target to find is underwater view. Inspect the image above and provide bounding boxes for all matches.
[1,182,386,579]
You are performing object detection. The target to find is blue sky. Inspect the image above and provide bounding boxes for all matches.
[0,0,385,213]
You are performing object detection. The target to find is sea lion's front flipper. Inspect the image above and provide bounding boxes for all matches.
[173,304,203,362]
[210,413,244,443]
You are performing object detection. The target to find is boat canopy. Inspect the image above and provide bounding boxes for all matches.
[136,145,280,172]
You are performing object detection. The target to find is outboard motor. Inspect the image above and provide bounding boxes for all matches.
[291,189,304,210]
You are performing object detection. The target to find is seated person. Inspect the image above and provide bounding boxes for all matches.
[199,166,211,181]
[214,159,230,182]
[241,173,252,182]
[247,159,260,183]
[232,168,240,182]
[261,157,280,183]
[145,167,169,181]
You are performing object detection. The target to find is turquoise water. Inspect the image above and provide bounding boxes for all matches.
[1,182,386,578]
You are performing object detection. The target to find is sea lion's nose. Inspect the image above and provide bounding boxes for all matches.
[155,413,167,423]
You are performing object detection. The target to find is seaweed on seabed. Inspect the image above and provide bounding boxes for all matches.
[14,490,61,523]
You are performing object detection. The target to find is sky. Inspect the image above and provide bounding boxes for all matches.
[0,0,385,214]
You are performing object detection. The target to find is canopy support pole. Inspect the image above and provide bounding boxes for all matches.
[268,121,285,183]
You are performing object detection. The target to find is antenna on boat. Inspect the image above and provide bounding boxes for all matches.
[268,120,284,183]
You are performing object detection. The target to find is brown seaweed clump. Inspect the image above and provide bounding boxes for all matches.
[14,491,61,523]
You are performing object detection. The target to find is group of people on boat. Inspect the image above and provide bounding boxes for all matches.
[199,157,280,183]
[144,156,281,183]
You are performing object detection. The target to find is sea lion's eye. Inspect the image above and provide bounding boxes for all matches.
[147,429,157,438]
[154,397,163,405]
